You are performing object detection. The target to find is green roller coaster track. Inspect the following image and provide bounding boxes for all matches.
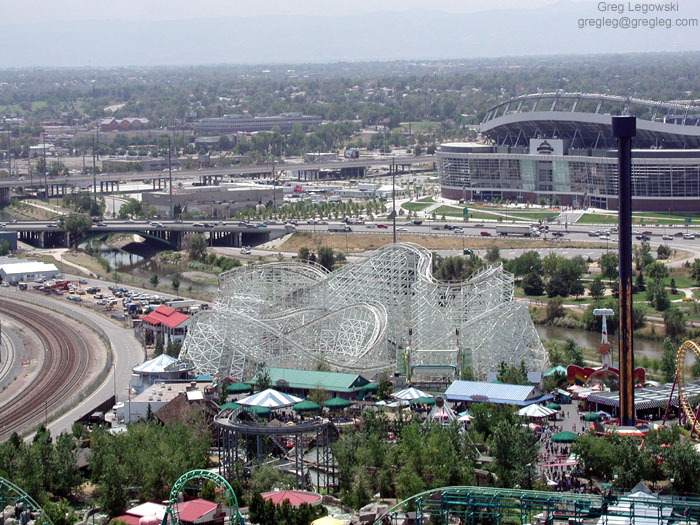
[161,470,244,525]
[375,485,700,525]
[0,477,54,525]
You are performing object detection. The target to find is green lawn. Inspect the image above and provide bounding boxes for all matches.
[402,202,433,212]
[505,211,559,221]
[417,196,435,203]
[31,101,47,110]
[578,212,693,225]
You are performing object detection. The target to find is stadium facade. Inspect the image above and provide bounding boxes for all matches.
[439,93,700,211]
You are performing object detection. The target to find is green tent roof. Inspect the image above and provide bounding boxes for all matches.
[545,403,562,411]
[293,400,321,412]
[227,382,252,394]
[324,397,352,409]
[411,397,436,405]
[551,431,578,443]
[583,412,602,421]
[248,367,371,393]
[219,402,241,411]
[245,405,271,416]
[361,382,378,391]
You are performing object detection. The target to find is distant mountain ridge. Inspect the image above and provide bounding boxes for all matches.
[1,1,699,67]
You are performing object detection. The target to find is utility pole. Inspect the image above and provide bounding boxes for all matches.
[92,134,97,209]
[43,133,48,202]
[168,135,173,219]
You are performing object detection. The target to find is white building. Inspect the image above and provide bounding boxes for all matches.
[117,381,215,423]
[0,261,59,284]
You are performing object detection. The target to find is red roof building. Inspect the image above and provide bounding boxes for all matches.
[141,305,191,345]
[117,499,227,525]
[261,490,322,507]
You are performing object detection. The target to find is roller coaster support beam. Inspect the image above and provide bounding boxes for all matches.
[661,374,678,426]
[613,115,636,427]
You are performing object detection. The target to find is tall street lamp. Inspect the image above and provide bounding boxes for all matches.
[392,157,396,244]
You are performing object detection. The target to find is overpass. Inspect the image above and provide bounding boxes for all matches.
[7,220,292,249]
[0,155,435,203]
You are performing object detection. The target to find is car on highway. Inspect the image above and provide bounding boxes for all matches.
[662,234,673,240]
[683,233,696,239]
[551,231,565,237]
[256,223,267,228]
[174,219,183,223]
[453,228,464,234]
[237,222,248,227]
[588,231,599,237]
[47,223,59,228]
[377,224,388,229]
[636,234,651,241]
[240,246,252,255]
[674,231,686,237]
[78,279,88,284]
[95,222,107,227]
[641,231,653,236]
[480,231,491,237]
[396,227,408,232]
[193,222,204,227]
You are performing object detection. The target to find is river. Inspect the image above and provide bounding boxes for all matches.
[536,325,665,361]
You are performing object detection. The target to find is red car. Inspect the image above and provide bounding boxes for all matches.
[377,224,388,228]
[480,231,492,237]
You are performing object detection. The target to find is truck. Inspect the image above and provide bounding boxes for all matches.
[496,225,537,237]
[328,224,352,232]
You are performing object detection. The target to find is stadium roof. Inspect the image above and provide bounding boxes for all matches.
[444,380,552,406]
[479,92,700,149]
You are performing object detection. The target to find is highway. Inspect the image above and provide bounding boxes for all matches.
[0,154,436,189]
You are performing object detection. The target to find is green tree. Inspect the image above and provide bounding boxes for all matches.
[155,333,164,355]
[589,276,605,300]
[254,362,271,390]
[0,239,10,256]
[485,245,500,263]
[189,234,207,262]
[149,273,159,288]
[600,252,619,283]
[521,272,544,296]
[376,372,393,400]
[563,338,584,366]
[663,441,700,494]
[661,337,677,382]
[297,246,311,261]
[117,198,144,219]
[60,214,92,251]
[318,246,335,271]
[646,261,669,281]
[491,419,537,488]
[657,244,671,260]
[646,279,670,311]
[635,270,646,292]
[691,259,700,284]
[663,307,686,341]
[545,297,565,322]
[171,275,180,297]
[505,251,542,278]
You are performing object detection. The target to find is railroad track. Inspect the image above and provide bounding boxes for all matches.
[0,300,91,438]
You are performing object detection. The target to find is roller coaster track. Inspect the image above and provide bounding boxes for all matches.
[0,299,91,439]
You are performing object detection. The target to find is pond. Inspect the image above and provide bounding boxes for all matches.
[79,238,219,293]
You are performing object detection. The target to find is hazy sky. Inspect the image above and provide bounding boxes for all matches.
[1,0,697,67]
[1,0,564,22]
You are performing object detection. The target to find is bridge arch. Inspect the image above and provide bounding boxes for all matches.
[0,476,54,525]
[162,470,243,525]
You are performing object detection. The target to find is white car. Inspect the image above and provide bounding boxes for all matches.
[240,247,252,255]
[662,234,673,240]
[396,227,408,232]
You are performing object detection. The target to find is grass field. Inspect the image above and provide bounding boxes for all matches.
[280,231,611,254]
[401,202,433,212]
[417,196,435,203]
[31,101,47,111]
[578,212,695,225]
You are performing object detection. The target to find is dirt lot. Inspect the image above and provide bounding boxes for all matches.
[279,232,613,254]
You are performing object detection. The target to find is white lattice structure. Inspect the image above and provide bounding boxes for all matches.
[180,243,547,380]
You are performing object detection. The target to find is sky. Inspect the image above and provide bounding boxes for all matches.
[2,0,563,22]
[1,0,699,67]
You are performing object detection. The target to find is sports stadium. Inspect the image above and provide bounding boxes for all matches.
[439,92,700,211]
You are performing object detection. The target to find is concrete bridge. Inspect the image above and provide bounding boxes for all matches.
[8,220,291,249]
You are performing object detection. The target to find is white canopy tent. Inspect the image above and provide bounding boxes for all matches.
[392,387,431,400]
[516,404,556,418]
[236,388,302,409]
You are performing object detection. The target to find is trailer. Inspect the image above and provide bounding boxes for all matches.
[496,225,537,237]
[328,224,352,232]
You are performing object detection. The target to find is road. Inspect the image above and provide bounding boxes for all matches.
[0,154,435,189]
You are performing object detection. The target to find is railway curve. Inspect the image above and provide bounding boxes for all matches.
[0,299,92,439]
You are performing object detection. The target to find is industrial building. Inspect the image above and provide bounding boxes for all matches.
[0,260,58,284]
[439,93,700,211]
[194,112,322,134]
[141,183,284,217]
